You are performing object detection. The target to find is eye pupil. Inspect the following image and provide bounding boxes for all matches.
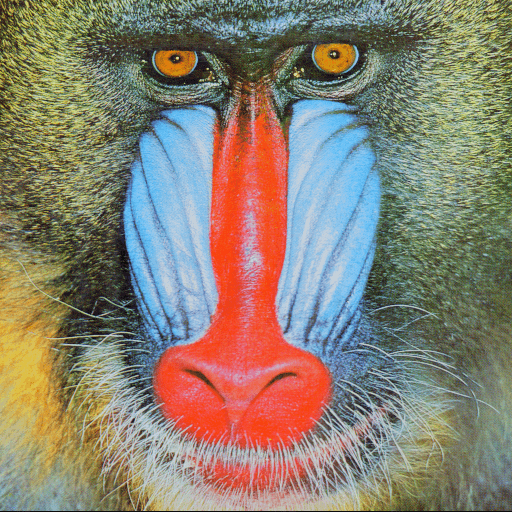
[169,54,182,64]
[329,50,341,59]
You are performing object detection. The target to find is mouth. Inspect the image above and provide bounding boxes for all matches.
[175,407,387,499]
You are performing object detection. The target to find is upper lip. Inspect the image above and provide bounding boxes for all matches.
[176,406,387,496]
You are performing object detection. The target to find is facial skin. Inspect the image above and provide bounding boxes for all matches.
[0,0,511,509]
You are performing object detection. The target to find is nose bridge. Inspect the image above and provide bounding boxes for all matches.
[226,49,279,81]
[211,79,288,318]
[221,75,288,129]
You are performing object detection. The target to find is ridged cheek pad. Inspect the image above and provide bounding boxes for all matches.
[124,100,379,351]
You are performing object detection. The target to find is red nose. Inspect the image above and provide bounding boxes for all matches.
[153,82,332,449]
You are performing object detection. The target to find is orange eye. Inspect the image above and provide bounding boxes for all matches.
[312,43,359,75]
[152,50,198,78]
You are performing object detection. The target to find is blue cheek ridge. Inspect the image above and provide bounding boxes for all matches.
[124,106,217,344]
[278,99,380,350]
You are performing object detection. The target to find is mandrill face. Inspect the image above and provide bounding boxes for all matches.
[0,0,511,510]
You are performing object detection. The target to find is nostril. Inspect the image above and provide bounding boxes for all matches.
[183,369,299,399]
[264,372,298,390]
[185,369,217,391]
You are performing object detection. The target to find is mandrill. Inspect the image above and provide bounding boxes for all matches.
[0,0,511,510]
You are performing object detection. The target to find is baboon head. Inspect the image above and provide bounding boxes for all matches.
[0,0,511,509]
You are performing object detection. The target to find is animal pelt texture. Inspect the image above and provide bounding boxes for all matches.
[0,0,511,510]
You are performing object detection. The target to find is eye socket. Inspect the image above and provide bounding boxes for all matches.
[152,50,198,78]
[312,43,359,75]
